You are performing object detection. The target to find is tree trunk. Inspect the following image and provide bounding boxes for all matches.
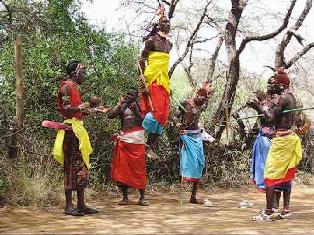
[15,36,24,130]
[9,36,24,159]
[210,0,246,140]
[212,56,240,140]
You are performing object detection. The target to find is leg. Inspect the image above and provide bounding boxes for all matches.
[280,187,292,218]
[117,184,130,205]
[64,189,84,216]
[265,186,275,214]
[273,191,281,210]
[190,182,202,204]
[77,187,98,214]
[282,187,291,211]
[65,189,74,210]
[145,133,159,159]
[252,186,277,221]
[77,187,85,210]
[138,189,149,206]
[147,133,159,148]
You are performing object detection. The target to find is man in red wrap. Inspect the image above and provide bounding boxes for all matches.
[108,88,149,206]
[139,5,172,159]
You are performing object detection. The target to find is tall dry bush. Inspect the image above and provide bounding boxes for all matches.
[0,132,64,207]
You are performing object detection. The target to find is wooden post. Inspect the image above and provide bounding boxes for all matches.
[15,36,24,130]
[8,36,25,159]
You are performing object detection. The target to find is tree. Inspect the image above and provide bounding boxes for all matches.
[211,0,314,140]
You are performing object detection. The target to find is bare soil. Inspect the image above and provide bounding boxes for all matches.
[0,187,313,234]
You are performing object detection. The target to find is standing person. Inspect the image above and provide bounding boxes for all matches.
[108,88,149,206]
[173,82,213,204]
[54,60,100,216]
[247,90,284,211]
[139,5,172,158]
[248,68,302,221]
[247,90,275,192]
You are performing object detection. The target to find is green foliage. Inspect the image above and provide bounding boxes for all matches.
[0,0,138,205]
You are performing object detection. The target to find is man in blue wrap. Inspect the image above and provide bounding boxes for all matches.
[173,82,213,204]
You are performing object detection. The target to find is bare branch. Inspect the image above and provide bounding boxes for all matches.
[168,0,180,19]
[182,45,197,88]
[275,0,312,67]
[237,0,297,55]
[194,33,221,44]
[169,0,212,78]
[264,65,276,72]
[285,42,314,69]
[160,0,171,6]
[206,34,224,83]
[289,29,305,46]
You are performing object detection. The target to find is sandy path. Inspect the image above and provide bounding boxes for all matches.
[0,187,313,234]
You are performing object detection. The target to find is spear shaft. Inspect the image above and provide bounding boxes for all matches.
[237,107,314,120]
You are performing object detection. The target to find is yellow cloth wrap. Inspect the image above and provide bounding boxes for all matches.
[144,51,170,94]
[53,118,93,168]
[264,133,302,180]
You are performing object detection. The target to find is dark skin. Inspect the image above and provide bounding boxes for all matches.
[107,91,143,131]
[174,95,208,131]
[248,78,296,130]
[107,90,148,206]
[60,67,105,215]
[139,16,172,153]
[173,94,208,204]
[248,78,296,214]
[139,16,172,77]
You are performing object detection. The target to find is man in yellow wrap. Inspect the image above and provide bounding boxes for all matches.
[54,61,99,216]
[139,7,172,159]
[248,68,302,221]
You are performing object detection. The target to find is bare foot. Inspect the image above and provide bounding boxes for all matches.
[117,199,130,206]
[64,207,84,216]
[77,206,98,214]
[138,199,149,206]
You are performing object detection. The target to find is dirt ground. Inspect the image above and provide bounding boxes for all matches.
[0,187,313,234]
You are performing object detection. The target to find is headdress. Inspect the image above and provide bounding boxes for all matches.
[273,67,290,87]
[196,81,214,99]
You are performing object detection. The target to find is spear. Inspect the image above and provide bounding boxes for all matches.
[137,60,154,112]
[237,107,314,120]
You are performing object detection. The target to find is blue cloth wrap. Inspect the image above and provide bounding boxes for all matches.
[251,130,271,191]
[142,112,163,134]
[180,130,205,180]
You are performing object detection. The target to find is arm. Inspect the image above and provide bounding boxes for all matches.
[107,102,128,119]
[139,39,154,73]
[249,95,287,123]
[173,101,188,129]
[129,102,143,123]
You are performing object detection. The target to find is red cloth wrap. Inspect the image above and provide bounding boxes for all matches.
[111,134,146,189]
[264,168,296,187]
[56,80,83,120]
[140,82,170,126]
